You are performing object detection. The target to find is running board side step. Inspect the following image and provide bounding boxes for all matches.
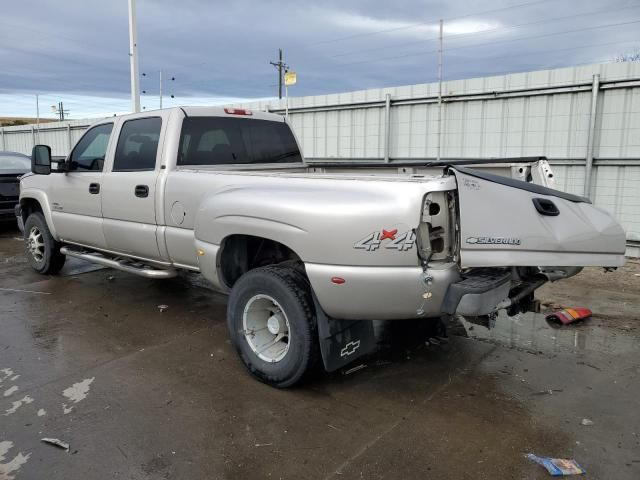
[60,247,178,279]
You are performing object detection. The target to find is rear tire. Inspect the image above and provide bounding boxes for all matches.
[24,212,66,274]
[227,265,320,388]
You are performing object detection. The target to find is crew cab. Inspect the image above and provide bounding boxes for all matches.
[17,107,626,387]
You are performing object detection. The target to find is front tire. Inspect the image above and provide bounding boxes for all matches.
[227,265,320,388]
[24,212,66,274]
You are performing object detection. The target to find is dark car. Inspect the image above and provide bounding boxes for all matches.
[0,151,30,228]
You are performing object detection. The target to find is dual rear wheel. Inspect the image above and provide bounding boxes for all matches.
[227,266,321,388]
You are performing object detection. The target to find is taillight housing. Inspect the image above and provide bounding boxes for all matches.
[417,192,454,262]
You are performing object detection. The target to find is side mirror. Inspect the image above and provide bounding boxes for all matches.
[31,145,52,175]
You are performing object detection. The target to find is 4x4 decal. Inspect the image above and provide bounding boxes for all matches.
[354,229,416,251]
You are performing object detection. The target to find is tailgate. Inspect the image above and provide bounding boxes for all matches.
[452,167,626,268]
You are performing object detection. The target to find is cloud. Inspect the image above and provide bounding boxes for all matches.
[324,11,501,38]
[0,0,638,118]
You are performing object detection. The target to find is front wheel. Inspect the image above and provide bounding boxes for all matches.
[24,212,66,274]
[227,265,320,388]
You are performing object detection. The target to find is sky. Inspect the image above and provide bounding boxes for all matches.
[1,0,639,118]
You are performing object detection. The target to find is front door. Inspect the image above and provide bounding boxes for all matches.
[50,122,113,248]
[101,116,163,261]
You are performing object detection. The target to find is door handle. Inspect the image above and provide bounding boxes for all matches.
[89,183,100,194]
[135,185,149,198]
[532,198,560,216]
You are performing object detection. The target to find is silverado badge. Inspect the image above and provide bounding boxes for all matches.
[466,236,521,245]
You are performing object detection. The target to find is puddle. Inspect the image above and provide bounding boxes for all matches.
[0,440,31,480]
[454,311,640,358]
[61,377,95,414]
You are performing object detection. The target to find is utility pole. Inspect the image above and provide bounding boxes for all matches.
[52,102,68,121]
[270,49,287,99]
[58,102,67,121]
[35,94,40,143]
[128,0,141,112]
[436,19,443,161]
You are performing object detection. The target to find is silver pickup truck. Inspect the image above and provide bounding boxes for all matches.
[17,106,626,387]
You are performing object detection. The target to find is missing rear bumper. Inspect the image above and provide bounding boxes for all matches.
[442,269,512,316]
[442,269,547,318]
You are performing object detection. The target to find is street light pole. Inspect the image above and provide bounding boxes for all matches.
[436,19,443,161]
[128,0,141,113]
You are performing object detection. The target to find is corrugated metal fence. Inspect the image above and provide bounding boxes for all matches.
[2,62,639,254]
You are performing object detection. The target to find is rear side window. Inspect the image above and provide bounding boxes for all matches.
[178,117,301,166]
[69,123,113,171]
[113,117,162,171]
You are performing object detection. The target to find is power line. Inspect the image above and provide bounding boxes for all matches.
[309,0,559,46]
[0,45,127,78]
[461,57,623,79]
[331,18,640,68]
[323,3,640,60]
[449,39,640,70]
[0,19,87,45]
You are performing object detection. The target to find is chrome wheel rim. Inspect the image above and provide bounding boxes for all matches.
[242,294,291,363]
[27,226,45,263]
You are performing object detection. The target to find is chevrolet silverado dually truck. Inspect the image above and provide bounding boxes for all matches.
[17,106,626,387]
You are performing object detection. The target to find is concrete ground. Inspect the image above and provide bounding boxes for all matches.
[1,224,639,480]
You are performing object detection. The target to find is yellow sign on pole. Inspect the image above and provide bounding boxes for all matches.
[284,71,297,87]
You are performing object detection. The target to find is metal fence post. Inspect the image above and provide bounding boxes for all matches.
[384,93,391,163]
[1,128,5,150]
[67,124,72,154]
[584,74,600,198]
[31,125,35,149]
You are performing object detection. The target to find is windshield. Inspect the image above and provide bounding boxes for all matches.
[0,153,30,173]
[178,116,302,166]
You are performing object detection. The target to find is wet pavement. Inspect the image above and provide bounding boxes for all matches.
[1,224,639,480]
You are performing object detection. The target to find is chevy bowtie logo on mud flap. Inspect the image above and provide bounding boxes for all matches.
[466,236,521,245]
[354,229,416,251]
[340,340,361,358]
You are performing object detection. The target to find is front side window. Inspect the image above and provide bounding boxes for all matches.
[113,117,162,172]
[178,117,301,166]
[69,123,113,171]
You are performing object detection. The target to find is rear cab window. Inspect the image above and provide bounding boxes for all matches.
[178,117,301,166]
[113,117,162,172]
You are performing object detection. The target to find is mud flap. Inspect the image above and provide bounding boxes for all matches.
[312,294,376,372]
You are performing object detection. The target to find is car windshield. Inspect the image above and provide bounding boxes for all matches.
[0,153,31,173]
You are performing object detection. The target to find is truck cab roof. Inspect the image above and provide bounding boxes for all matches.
[111,106,285,123]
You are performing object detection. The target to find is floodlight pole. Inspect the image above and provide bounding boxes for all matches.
[128,0,141,113]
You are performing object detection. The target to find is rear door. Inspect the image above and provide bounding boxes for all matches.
[453,167,626,268]
[101,116,165,261]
